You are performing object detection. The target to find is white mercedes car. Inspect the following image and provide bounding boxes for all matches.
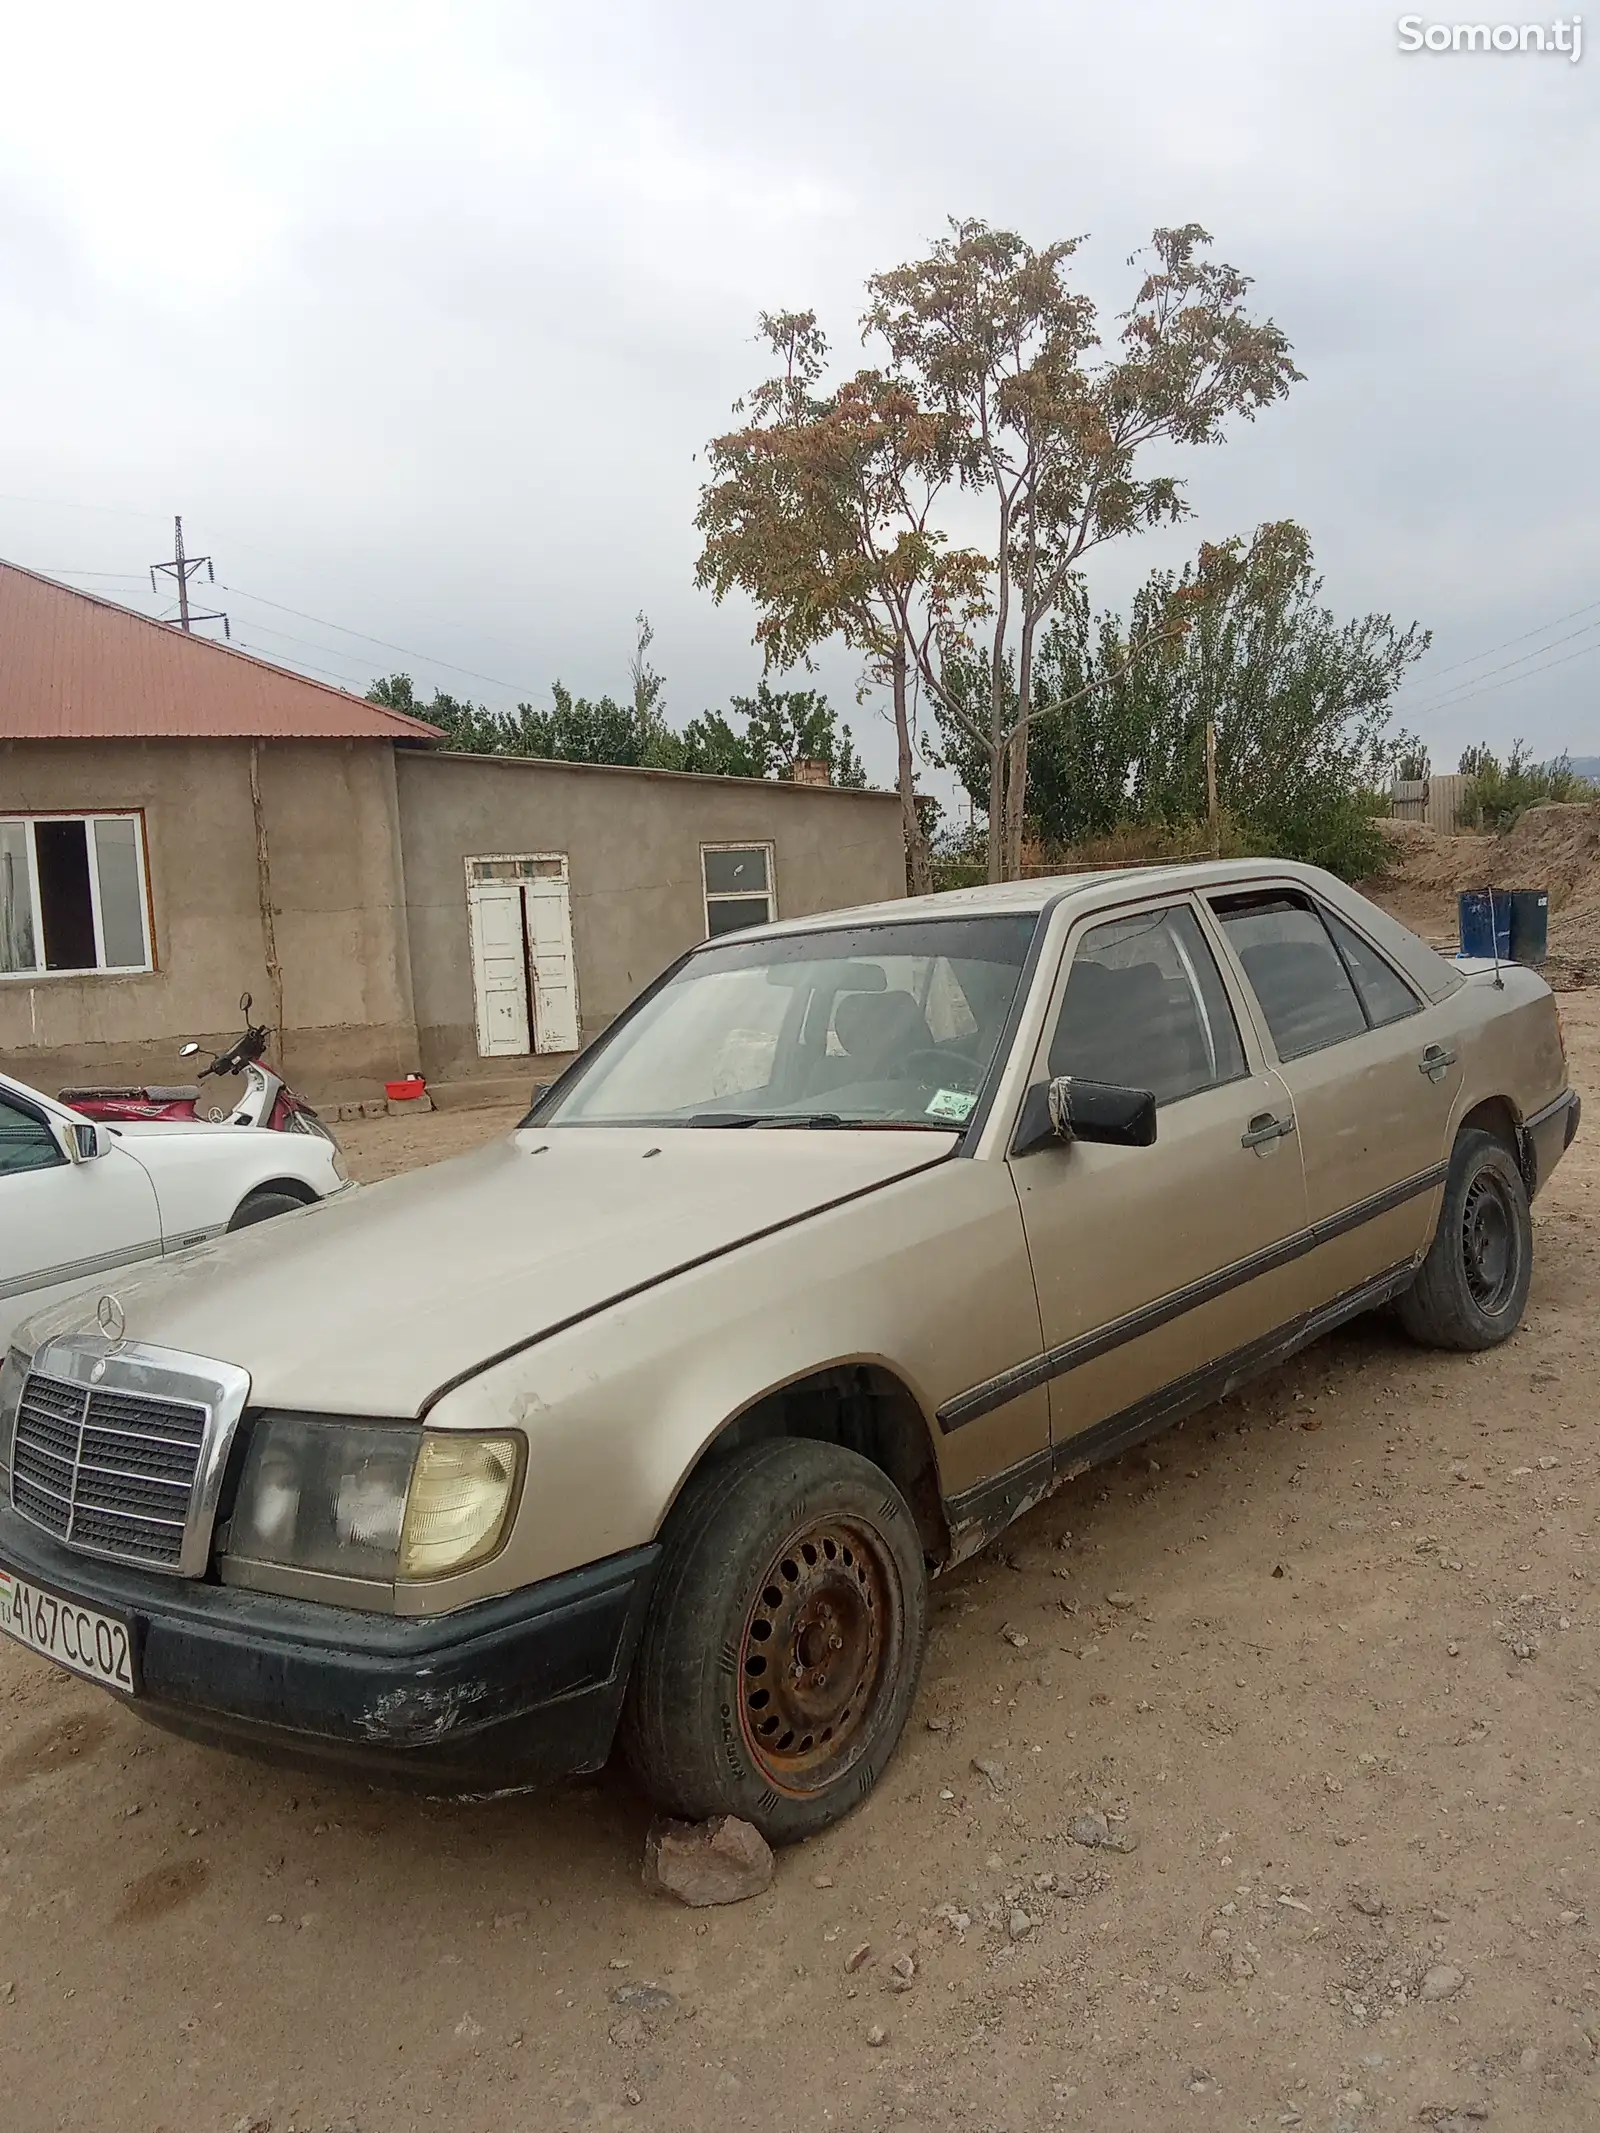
[0,1071,351,1349]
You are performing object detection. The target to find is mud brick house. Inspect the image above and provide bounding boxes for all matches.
[0,563,905,1102]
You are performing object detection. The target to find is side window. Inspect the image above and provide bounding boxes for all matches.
[1323,910,1420,1028]
[0,1095,65,1178]
[1048,905,1246,1105]
[1212,893,1367,1059]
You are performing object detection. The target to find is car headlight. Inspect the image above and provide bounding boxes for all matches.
[226,1416,522,1582]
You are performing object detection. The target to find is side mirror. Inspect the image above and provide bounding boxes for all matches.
[178,1041,202,1058]
[239,991,252,1016]
[1012,1075,1157,1156]
[55,1119,106,1163]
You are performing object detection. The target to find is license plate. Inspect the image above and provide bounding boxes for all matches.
[0,1566,136,1694]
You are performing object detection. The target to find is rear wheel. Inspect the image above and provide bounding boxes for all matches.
[1397,1127,1532,1350]
[227,1188,310,1231]
[622,1438,928,1844]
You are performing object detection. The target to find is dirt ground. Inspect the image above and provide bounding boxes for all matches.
[1362,806,1600,990]
[4,1008,1598,2133]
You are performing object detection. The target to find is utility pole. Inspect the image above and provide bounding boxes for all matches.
[150,517,229,636]
[1204,716,1220,857]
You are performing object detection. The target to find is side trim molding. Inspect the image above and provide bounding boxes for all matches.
[942,1259,1416,1565]
[0,1235,166,1306]
[937,1162,1446,1433]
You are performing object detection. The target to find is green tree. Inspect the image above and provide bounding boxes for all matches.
[367,674,509,753]
[629,612,687,769]
[937,522,1429,879]
[1457,742,1592,830]
[697,311,960,890]
[678,685,865,783]
[369,663,867,788]
[865,221,1301,878]
[698,225,1299,883]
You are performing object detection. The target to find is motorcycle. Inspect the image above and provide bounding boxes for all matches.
[61,993,338,1143]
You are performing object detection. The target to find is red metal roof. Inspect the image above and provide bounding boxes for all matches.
[0,560,443,742]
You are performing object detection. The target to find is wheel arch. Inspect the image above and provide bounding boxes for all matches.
[668,1362,952,1569]
[1457,1094,1534,1195]
[234,1175,321,1216]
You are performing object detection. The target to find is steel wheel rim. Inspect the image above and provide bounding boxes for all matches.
[1462,1170,1518,1311]
[737,1515,902,1796]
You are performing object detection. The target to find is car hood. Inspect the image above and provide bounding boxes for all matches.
[18,1126,954,1415]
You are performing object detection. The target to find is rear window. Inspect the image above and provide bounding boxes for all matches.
[1212,893,1368,1060]
[1323,910,1420,1028]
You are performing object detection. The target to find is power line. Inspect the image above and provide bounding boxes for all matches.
[231,617,387,680]
[231,636,377,689]
[150,517,229,637]
[1402,615,1600,717]
[1410,636,1600,720]
[1403,594,1600,689]
[32,568,152,582]
[218,582,532,696]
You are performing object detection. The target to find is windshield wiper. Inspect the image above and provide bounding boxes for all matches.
[685,1111,955,1131]
[686,1111,847,1129]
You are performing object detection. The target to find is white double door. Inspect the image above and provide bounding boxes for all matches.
[467,860,580,1060]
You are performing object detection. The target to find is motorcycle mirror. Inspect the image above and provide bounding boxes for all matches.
[239,991,252,1016]
[178,1042,202,1058]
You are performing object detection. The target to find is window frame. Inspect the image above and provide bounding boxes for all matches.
[1205,886,1422,1063]
[1030,892,1253,1112]
[0,809,156,981]
[0,1084,69,1177]
[1318,905,1424,1029]
[700,841,777,941]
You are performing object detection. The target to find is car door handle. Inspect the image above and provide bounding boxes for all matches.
[1419,1045,1458,1081]
[1241,1111,1295,1149]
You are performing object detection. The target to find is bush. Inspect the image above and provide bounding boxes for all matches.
[1458,743,1593,833]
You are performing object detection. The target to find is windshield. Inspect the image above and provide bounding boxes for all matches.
[540,914,1039,1130]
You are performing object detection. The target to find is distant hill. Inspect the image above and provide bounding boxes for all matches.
[1568,757,1600,783]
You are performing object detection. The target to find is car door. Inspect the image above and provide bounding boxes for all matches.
[1006,897,1311,1467]
[1204,886,1457,1305]
[0,1091,164,1348]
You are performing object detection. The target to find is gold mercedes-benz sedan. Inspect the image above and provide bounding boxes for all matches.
[0,861,1578,1839]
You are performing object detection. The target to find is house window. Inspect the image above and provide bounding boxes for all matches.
[0,813,153,978]
[702,844,775,939]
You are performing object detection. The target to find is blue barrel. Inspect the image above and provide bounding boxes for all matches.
[1458,890,1511,961]
[1508,888,1549,965]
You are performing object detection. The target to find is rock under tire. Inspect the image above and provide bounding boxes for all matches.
[621,1437,929,1845]
[1396,1126,1532,1351]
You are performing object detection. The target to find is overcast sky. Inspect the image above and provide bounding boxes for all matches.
[1,1,1594,797]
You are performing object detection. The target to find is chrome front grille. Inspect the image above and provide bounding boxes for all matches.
[13,1373,206,1568]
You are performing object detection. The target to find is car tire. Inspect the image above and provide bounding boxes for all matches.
[621,1437,929,1845]
[1396,1127,1532,1351]
[227,1189,310,1232]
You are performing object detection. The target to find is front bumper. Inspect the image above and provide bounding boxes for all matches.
[0,1500,658,1791]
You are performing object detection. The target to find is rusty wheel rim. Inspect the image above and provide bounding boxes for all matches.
[737,1515,901,1795]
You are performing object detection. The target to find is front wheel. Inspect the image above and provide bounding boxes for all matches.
[227,1188,310,1232]
[621,1438,929,1844]
[1396,1127,1532,1350]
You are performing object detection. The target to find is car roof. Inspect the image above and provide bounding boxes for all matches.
[727,857,1337,941]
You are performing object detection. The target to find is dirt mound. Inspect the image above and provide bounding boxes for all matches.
[1364,802,1600,980]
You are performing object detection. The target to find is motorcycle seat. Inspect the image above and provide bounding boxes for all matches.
[58,1084,201,1104]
